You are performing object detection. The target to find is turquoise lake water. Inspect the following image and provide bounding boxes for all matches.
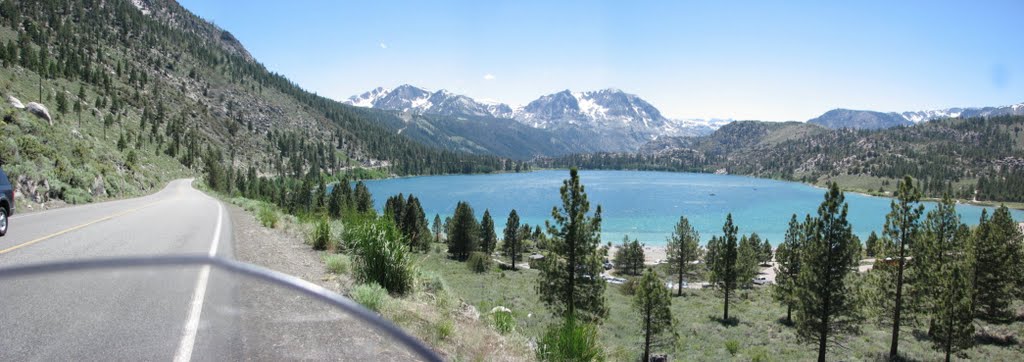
[362,170,1023,246]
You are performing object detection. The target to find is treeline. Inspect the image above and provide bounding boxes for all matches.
[540,117,1024,202]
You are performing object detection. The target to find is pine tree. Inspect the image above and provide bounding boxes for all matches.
[383,193,406,227]
[353,181,373,214]
[795,183,861,362]
[447,201,479,261]
[538,168,608,322]
[932,253,975,362]
[737,233,761,288]
[864,231,879,258]
[614,236,645,276]
[480,209,497,255]
[402,195,428,251]
[502,209,521,271]
[327,182,343,219]
[773,214,804,325]
[433,214,443,242]
[973,206,1023,321]
[707,213,740,321]
[760,237,773,265]
[634,268,673,362]
[883,176,924,360]
[666,215,700,296]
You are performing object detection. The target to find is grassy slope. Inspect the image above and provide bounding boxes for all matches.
[0,66,190,212]
[419,250,1024,361]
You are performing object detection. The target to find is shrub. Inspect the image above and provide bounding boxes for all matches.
[750,347,769,362]
[492,307,515,334]
[351,283,389,313]
[725,339,740,356]
[418,271,448,294]
[312,218,331,251]
[467,251,491,273]
[258,205,279,228]
[435,318,454,341]
[536,316,604,362]
[619,277,638,295]
[322,253,350,274]
[346,216,415,295]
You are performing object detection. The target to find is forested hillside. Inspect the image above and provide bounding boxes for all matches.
[0,0,508,209]
[539,116,1024,202]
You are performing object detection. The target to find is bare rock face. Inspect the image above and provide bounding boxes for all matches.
[26,102,52,125]
[16,175,49,203]
[7,95,24,109]
[91,175,107,197]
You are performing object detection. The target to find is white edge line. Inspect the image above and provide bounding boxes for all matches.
[173,201,223,362]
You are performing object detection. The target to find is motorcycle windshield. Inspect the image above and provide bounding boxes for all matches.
[0,255,440,362]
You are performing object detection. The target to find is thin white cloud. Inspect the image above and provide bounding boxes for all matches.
[379,42,388,49]
[483,73,496,81]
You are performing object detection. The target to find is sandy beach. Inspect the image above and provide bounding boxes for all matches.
[606,245,668,265]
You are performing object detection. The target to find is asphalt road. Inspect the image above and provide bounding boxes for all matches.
[0,179,429,361]
[0,179,237,361]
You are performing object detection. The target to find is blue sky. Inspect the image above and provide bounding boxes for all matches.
[178,0,1024,122]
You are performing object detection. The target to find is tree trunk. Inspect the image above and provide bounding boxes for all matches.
[890,231,907,360]
[786,304,792,325]
[644,306,651,362]
[677,266,684,296]
[724,287,730,320]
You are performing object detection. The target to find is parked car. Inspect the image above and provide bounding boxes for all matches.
[0,167,13,237]
[753,276,769,285]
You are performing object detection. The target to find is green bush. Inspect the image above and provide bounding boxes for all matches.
[725,339,740,356]
[258,205,279,228]
[619,277,638,295]
[435,318,454,341]
[750,347,769,362]
[418,271,448,294]
[312,218,331,251]
[492,307,515,334]
[322,253,350,274]
[345,215,415,295]
[351,283,389,313]
[536,316,604,362]
[467,251,491,273]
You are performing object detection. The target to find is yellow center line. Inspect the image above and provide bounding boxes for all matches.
[0,200,164,255]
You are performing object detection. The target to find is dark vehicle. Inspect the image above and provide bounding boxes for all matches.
[0,167,12,237]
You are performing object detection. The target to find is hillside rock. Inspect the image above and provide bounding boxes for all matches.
[26,102,52,125]
[91,175,107,197]
[7,95,24,109]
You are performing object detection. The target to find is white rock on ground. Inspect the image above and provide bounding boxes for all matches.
[7,95,24,109]
[26,102,52,125]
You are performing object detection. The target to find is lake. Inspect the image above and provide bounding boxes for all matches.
[362,170,1023,246]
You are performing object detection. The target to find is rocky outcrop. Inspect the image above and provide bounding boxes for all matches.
[26,102,52,125]
[91,175,107,197]
[16,175,50,203]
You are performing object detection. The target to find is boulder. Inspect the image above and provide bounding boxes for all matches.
[7,95,24,109]
[91,175,107,197]
[26,102,52,125]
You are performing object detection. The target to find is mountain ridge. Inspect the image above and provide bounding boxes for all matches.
[344,84,726,151]
[809,102,1024,129]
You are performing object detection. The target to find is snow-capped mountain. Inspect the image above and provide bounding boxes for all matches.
[809,102,1024,129]
[344,85,726,149]
[345,84,496,117]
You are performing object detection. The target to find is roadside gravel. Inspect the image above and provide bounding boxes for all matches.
[226,203,421,361]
